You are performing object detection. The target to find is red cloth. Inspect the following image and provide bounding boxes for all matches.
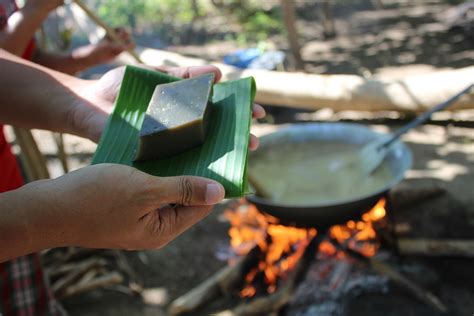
[0,1,64,315]
[0,127,23,192]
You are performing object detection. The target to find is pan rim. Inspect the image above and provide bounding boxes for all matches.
[247,122,413,209]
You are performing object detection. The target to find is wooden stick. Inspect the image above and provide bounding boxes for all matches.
[52,258,107,293]
[112,250,141,284]
[53,133,69,173]
[75,268,99,287]
[73,0,143,64]
[60,272,124,298]
[12,127,50,180]
[169,246,260,315]
[48,256,107,279]
[398,239,474,258]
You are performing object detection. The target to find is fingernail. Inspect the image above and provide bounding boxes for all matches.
[206,183,224,204]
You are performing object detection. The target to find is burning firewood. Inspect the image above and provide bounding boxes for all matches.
[216,234,325,316]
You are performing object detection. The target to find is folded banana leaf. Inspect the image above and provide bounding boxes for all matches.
[92,65,256,198]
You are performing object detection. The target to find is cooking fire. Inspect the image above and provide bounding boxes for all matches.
[224,198,387,298]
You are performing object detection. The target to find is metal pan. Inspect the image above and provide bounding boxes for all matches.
[246,123,412,228]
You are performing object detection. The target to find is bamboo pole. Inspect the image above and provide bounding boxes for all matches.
[73,0,144,64]
[12,127,50,181]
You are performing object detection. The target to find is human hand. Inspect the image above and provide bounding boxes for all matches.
[72,27,135,66]
[25,0,64,14]
[73,65,265,148]
[25,164,225,250]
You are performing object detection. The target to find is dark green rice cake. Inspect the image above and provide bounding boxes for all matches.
[135,73,214,161]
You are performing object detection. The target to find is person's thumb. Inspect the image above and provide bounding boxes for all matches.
[152,176,225,206]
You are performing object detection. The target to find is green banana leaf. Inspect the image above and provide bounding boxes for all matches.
[92,65,256,198]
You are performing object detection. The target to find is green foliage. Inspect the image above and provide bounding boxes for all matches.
[93,0,197,31]
[89,0,282,45]
[239,10,283,44]
[95,0,147,28]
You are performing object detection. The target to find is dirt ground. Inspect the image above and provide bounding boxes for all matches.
[168,1,473,76]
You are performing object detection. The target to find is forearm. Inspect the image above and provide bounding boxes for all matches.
[0,180,64,263]
[33,49,99,75]
[0,49,92,138]
[0,5,49,56]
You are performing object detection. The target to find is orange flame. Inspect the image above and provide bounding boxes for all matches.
[224,198,387,297]
[330,198,386,257]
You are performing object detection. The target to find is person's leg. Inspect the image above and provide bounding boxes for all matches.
[0,254,65,315]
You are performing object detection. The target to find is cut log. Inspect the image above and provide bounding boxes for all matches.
[118,48,474,113]
[398,239,474,258]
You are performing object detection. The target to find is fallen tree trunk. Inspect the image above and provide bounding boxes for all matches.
[118,48,474,113]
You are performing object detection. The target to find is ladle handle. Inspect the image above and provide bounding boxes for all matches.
[381,83,473,149]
